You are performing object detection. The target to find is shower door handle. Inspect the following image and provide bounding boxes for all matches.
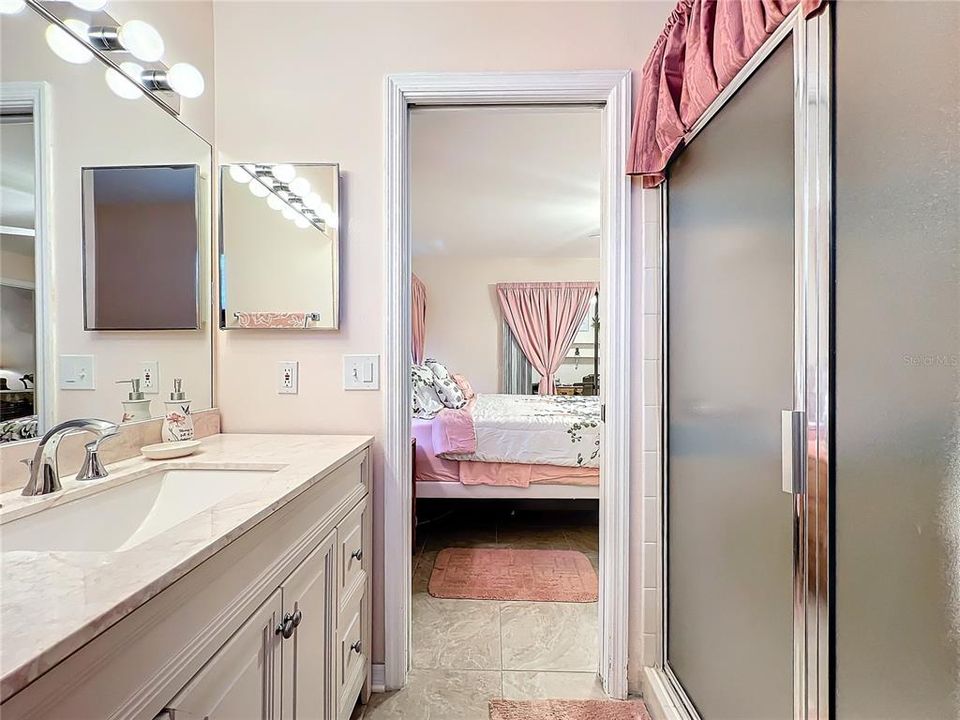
[781,410,805,494]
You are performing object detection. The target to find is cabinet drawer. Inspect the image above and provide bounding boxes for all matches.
[337,498,367,600]
[337,590,366,720]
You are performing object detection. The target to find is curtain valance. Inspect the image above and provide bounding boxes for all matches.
[628,0,824,187]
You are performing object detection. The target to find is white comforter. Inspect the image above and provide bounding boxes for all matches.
[444,394,601,468]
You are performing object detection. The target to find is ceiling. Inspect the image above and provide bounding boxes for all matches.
[410,106,601,257]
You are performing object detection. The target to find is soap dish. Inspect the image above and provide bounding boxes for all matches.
[141,440,201,460]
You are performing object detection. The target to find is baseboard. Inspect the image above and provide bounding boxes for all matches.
[371,663,386,694]
[640,666,693,720]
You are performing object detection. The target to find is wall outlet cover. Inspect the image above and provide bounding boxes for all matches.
[278,361,299,394]
[140,361,159,394]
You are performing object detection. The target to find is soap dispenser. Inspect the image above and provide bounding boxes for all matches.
[117,378,152,423]
[162,378,194,442]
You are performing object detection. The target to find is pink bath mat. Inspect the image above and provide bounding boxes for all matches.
[489,699,651,720]
[428,547,598,602]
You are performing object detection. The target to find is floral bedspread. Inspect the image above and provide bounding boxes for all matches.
[442,394,601,468]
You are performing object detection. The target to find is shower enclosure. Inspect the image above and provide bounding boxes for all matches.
[660,3,959,719]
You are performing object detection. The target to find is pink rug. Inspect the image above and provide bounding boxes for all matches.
[489,699,651,720]
[428,547,598,602]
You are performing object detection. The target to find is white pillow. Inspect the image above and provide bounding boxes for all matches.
[424,358,450,380]
[434,377,466,409]
[411,364,444,419]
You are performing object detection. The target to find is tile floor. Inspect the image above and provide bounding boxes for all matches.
[356,500,603,719]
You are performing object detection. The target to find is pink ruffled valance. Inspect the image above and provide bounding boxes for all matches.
[628,0,825,187]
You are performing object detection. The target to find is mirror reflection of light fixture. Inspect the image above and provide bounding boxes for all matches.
[248,179,270,198]
[138,64,204,99]
[267,194,285,211]
[105,61,144,99]
[46,19,94,64]
[229,165,250,183]
[294,216,310,229]
[0,0,26,15]
[88,20,163,61]
[273,164,296,183]
[70,0,107,10]
[225,164,330,234]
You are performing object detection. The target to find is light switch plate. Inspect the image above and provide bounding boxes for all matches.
[343,354,380,390]
[59,355,95,390]
[278,361,299,394]
[140,361,159,394]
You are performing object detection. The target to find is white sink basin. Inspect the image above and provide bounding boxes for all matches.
[0,469,277,553]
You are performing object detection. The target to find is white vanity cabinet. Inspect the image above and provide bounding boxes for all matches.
[1,442,372,720]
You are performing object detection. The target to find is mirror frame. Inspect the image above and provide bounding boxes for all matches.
[217,162,341,331]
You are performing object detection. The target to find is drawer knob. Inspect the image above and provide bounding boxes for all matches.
[276,609,303,639]
[351,548,363,561]
[350,640,362,654]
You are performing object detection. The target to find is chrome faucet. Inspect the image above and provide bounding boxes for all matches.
[21,419,120,496]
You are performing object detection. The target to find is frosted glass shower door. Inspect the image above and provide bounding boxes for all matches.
[665,36,796,719]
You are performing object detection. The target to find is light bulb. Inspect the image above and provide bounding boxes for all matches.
[167,62,204,99]
[70,0,107,10]
[0,0,26,15]
[248,179,270,198]
[289,177,310,196]
[117,20,163,62]
[304,192,323,210]
[228,165,250,183]
[46,20,94,64]
[105,61,143,99]
[281,207,296,221]
[267,194,284,211]
[294,216,310,229]
[273,164,296,183]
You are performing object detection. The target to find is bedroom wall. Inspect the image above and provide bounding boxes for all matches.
[412,256,601,393]
[212,0,674,687]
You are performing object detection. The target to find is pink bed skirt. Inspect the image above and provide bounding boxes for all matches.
[412,418,599,488]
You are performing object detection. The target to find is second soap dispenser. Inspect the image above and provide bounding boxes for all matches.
[117,378,152,423]
[162,378,194,442]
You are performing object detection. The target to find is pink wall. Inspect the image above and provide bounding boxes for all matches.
[212,0,673,684]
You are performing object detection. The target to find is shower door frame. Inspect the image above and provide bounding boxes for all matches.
[655,6,833,720]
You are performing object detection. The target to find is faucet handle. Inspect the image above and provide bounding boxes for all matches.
[77,439,111,482]
[19,458,33,475]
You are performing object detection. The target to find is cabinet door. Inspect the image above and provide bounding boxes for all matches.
[165,589,283,720]
[281,530,337,720]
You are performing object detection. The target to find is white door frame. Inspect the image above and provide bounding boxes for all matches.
[0,81,54,432]
[382,70,633,698]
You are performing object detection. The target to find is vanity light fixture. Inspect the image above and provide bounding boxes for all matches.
[0,0,26,14]
[104,61,144,99]
[228,165,251,184]
[45,19,94,64]
[88,19,164,61]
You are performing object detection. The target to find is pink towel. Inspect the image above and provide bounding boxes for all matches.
[432,406,477,455]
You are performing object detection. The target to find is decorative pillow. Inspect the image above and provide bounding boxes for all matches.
[411,365,444,419]
[451,373,476,401]
[424,358,450,380]
[434,377,467,409]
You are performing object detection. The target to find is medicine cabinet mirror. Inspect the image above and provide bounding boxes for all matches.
[219,163,340,330]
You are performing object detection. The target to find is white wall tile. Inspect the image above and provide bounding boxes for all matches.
[643,405,660,452]
[642,542,659,588]
[643,223,661,268]
[641,633,659,666]
[642,588,659,634]
[643,315,660,360]
[642,359,659,406]
[643,497,659,543]
[641,187,661,226]
[643,451,660,497]
[642,268,661,314]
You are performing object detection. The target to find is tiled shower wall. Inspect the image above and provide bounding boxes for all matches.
[641,187,663,670]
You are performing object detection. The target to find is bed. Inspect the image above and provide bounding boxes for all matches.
[413,393,600,500]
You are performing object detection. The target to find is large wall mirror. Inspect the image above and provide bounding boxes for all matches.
[219,163,340,329]
[0,3,213,444]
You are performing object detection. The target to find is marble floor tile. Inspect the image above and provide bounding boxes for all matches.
[412,594,501,670]
[363,669,502,720]
[563,525,600,553]
[412,550,438,594]
[501,671,608,700]
[500,601,599,672]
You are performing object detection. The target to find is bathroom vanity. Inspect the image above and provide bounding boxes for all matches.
[0,434,372,720]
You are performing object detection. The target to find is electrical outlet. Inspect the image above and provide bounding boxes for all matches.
[278,361,299,394]
[140,361,159,394]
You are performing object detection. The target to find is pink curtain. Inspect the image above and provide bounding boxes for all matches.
[497,282,598,395]
[412,274,427,364]
[628,0,825,187]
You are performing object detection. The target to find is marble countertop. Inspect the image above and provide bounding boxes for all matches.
[0,433,372,702]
